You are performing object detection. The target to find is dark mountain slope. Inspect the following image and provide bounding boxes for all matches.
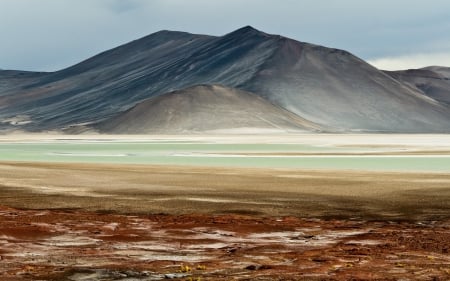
[1,26,450,133]
[0,26,284,131]
[0,31,216,130]
[424,66,450,79]
[0,70,48,95]
[385,67,450,105]
[94,84,323,134]
[243,38,450,132]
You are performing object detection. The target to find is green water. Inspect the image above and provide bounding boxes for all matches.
[0,142,449,172]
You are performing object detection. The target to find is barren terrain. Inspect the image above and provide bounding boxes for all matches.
[1,162,450,220]
[1,206,449,281]
[1,135,450,280]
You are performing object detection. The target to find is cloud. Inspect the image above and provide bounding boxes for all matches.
[368,52,450,70]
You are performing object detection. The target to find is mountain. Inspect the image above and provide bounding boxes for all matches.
[385,66,450,105]
[425,66,450,79]
[92,84,323,134]
[1,26,450,133]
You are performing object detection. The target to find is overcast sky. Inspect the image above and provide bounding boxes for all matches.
[1,0,450,71]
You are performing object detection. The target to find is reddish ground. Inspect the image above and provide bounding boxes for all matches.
[0,206,449,280]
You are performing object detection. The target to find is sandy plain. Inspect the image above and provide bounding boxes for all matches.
[1,161,450,220]
[0,134,450,280]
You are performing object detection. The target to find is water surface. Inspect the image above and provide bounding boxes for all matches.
[0,142,449,172]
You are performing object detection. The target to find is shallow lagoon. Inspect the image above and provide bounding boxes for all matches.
[0,142,449,172]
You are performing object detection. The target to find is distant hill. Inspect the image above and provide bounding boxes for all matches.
[92,84,323,134]
[385,66,450,105]
[1,26,450,133]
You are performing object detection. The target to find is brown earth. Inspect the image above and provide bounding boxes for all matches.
[0,161,450,280]
[0,206,449,280]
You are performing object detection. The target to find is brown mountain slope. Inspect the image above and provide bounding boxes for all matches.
[94,85,323,134]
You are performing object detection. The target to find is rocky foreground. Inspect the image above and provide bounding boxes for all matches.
[0,206,449,281]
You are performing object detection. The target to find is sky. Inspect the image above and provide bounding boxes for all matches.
[1,0,450,72]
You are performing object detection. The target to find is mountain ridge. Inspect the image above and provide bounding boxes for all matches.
[1,26,450,134]
[384,66,450,105]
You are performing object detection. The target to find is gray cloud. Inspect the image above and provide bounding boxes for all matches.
[1,0,449,71]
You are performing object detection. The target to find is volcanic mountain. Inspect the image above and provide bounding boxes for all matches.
[1,26,450,133]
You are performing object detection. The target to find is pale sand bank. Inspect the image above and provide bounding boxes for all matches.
[2,133,450,147]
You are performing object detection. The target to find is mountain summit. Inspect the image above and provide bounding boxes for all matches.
[224,25,269,37]
[1,26,450,133]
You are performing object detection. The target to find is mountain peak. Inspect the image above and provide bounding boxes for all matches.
[238,25,259,31]
[226,25,268,38]
[154,29,187,35]
[149,29,194,39]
